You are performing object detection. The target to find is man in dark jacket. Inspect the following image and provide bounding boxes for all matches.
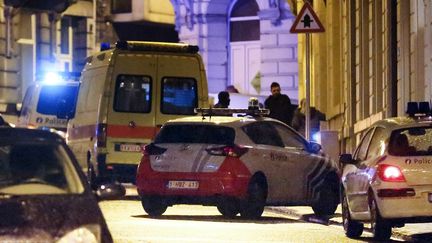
[264,82,294,125]
[214,91,230,108]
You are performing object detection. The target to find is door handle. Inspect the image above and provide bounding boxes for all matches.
[128,121,136,128]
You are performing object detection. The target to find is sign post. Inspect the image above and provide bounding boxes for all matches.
[290,2,324,141]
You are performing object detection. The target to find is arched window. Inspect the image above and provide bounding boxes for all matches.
[230,0,260,42]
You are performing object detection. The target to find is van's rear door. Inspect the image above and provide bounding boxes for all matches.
[155,54,203,126]
[105,53,157,167]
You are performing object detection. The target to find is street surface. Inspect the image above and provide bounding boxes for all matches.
[97,185,431,242]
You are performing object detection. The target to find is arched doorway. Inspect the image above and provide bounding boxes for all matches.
[229,0,261,95]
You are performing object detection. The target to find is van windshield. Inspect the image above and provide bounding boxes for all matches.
[36,85,79,116]
[161,78,197,115]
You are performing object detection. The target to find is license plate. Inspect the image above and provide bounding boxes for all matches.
[429,193,432,203]
[119,144,142,152]
[167,180,199,189]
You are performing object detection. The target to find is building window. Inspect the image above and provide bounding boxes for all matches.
[111,0,132,14]
[60,18,70,54]
[230,0,260,42]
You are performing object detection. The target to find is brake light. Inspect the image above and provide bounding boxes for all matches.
[144,143,167,156]
[96,123,107,147]
[206,145,248,158]
[377,164,406,182]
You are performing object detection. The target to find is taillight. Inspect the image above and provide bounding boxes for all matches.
[377,164,406,182]
[144,143,167,156]
[206,145,248,158]
[96,123,107,147]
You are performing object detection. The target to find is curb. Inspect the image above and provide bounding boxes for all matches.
[267,207,411,241]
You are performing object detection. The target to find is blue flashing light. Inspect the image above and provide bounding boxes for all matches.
[312,132,321,143]
[42,72,64,85]
[100,42,111,51]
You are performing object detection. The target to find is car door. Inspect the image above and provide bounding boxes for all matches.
[271,122,323,202]
[343,127,377,214]
[241,121,289,202]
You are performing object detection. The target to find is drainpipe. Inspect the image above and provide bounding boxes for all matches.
[4,6,13,59]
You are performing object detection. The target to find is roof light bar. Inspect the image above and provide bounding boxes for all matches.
[406,101,432,117]
[115,40,199,54]
[195,108,270,117]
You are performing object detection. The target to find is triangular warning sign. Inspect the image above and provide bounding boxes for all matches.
[290,2,325,33]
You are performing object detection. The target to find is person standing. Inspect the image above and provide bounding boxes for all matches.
[292,98,326,137]
[264,82,294,125]
[214,91,230,108]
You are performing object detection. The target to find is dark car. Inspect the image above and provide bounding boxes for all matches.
[0,127,124,242]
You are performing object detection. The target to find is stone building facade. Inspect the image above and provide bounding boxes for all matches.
[293,0,432,152]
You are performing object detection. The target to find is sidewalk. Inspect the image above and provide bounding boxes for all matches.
[268,206,432,242]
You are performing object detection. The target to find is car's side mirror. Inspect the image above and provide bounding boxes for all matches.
[308,141,322,154]
[339,153,355,165]
[95,182,126,200]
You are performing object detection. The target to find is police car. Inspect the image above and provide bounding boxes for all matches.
[136,104,340,219]
[340,101,432,240]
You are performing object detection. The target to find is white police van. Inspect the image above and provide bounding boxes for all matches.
[18,72,80,133]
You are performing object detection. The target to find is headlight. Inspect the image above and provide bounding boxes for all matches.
[57,224,101,243]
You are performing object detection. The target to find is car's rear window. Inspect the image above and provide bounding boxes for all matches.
[36,85,79,116]
[388,126,432,156]
[155,124,235,144]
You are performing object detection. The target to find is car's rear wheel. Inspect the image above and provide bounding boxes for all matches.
[312,182,339,216]
[240,179,266,219]
[370,197,392,241]
[217,197,240,218]
[342,191,364,238]
[141,196,168,217]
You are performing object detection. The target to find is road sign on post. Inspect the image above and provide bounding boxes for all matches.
[290,2,324,141]
[290,2,325,33]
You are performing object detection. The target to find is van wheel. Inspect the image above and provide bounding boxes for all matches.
[342,191,363,238]
[141,196,168,217]
[370,197,392,241]
[312,182,339,216]
[217,197,239,218]
[240,179,266,219]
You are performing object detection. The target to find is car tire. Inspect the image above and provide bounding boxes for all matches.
[141,196,168,217]
[217,197,240,218]
[342,191,364,238]
[312,182,339,216]
[240,179,266,219]
[370,197,392,241]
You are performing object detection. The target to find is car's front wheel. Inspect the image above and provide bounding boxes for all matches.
[312,182,339,216]
[240,179,266,219]
[342,191,364,238]
[141,196,168,217]
[370,197,392,241]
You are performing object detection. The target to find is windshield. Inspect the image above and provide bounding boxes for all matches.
[0,143,85,195]
[388,126,432,156]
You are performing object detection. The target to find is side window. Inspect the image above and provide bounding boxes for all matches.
[272,122,306,148]
[242,122,284,147]
[20,86,35,117]
[161,77,197,115]
[354,128,374,161]
[114,75,151,113]
[366,127,387,159]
